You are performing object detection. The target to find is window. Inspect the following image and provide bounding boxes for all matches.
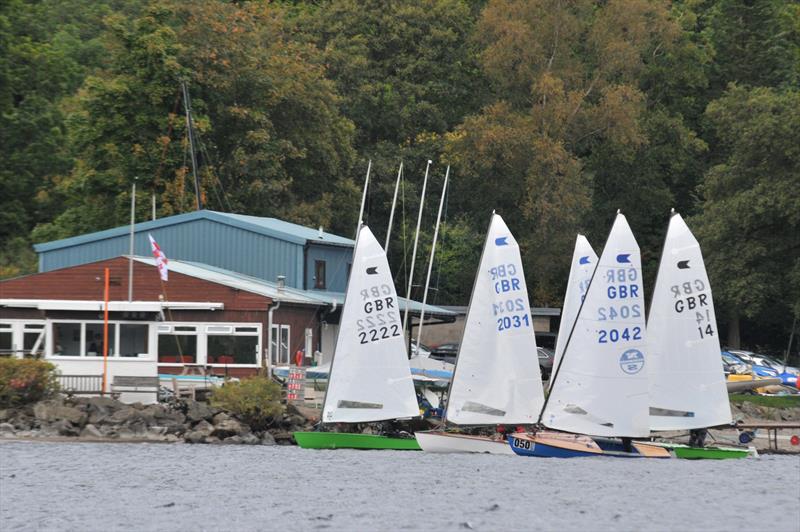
[0,323,11,352]
[158,335,197,364]
[85,323,116,357]
[208,335,258,365]
[315,260,326,289]
[119,324,148,357]
[271,325,290,365]
[53,323,81,356]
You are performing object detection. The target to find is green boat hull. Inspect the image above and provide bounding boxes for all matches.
[293,431,421,450]
[654,442,751,460]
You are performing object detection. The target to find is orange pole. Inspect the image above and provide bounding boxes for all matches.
[102,267,110,394]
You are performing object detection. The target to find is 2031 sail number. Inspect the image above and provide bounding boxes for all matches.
[598,327,641,343]
[358,324,400,344]
[497,314,530,331]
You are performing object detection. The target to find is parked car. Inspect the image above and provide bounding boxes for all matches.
[410,342,432,358]
[720,351,750,376]
[721,350,779,379]
[538,347,554,380]
[727,349,798,386]
[429,343,459,365]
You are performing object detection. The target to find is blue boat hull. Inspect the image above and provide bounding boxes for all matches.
[508,433,672,459]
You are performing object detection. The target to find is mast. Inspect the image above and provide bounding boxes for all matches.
[416,166,449,352]
[181,81,202,211]
[127,178,136,302]
[403,160,432,335]
[385,162,403,252]
[356,160,371,239]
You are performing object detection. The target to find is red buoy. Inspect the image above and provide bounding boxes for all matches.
[790,435,799,446]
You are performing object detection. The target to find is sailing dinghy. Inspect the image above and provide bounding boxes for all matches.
[509,213,669,458]
[646,211,751,459]
[416,213,545,454]
[549,234,597,390]
[293,225,421,450]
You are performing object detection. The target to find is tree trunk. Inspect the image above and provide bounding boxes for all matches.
[727,315,741,349]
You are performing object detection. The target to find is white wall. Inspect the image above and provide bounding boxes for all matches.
[48,357,159,404]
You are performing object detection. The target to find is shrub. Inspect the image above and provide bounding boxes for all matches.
[210,376,284,431]
[0,358,60,408]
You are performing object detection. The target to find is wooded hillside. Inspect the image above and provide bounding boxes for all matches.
[1,0,798,355]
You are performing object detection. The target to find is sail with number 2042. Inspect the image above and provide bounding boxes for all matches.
[322,225,419,424]
[543,213,649,438]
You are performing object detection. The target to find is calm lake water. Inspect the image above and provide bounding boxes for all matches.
[1,440,798,531]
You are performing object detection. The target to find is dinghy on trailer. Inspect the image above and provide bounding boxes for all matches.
[416,213,545,454]
[645,211,750,459]
[509,212,669,458]
[293,225,421,450]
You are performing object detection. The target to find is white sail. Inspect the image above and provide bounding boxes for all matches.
[550,235,598,391]
[542,213,649,437]
[446,214,544,425]
[323,225,419,423]
[647,213,732,430]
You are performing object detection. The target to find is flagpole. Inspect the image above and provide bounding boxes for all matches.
[102,267,110,394]
[128,178,137,302]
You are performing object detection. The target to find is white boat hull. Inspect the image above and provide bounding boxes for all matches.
[416,431,515,455]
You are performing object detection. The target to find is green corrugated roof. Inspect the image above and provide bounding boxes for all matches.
[34,210,354,252]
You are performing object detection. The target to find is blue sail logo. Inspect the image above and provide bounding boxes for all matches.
[495,237,509,246]
[579,256,591,265]
[616,254,631,264]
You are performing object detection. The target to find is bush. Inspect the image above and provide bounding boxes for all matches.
[210,376,284,431]
[0,358,60,408]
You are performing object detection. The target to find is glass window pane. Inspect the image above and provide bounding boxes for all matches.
[158,335,197,364]
[119,324,148,357]
[0,332,11,351]
[24,330,46,357]
[85,323,115,357]
[53,323,81,356]
[280,327,290,364]
[208,335,258,365]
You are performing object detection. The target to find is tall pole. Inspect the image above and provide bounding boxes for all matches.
[356,160,371,236]
[403,160,432,334]
[416,166,449,351]
[102,268,110,394]
[181,81,202,211]
[385,162,403,252]
[152,193,156,220]
[128,179,136,302]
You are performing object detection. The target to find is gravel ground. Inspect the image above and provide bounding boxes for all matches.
[1,441,798,532]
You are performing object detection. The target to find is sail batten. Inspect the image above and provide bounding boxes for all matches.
[543,213,650,438]
[647,213,731,430]
[323,226,419,423]
[446,214,544,425]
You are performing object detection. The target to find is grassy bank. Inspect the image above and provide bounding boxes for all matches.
[730,394,800,409]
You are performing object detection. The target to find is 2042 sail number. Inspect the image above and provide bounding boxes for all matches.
[597,327,641,343]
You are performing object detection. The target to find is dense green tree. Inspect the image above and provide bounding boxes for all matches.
[693,86,800,350]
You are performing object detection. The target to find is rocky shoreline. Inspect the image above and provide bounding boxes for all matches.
[0,396,315,445]
[0,396,797,450]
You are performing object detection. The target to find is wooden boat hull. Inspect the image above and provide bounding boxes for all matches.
[649,441,752,459]
[416,431,515,455]
[508,432,671,459]
[293,431,421,450]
